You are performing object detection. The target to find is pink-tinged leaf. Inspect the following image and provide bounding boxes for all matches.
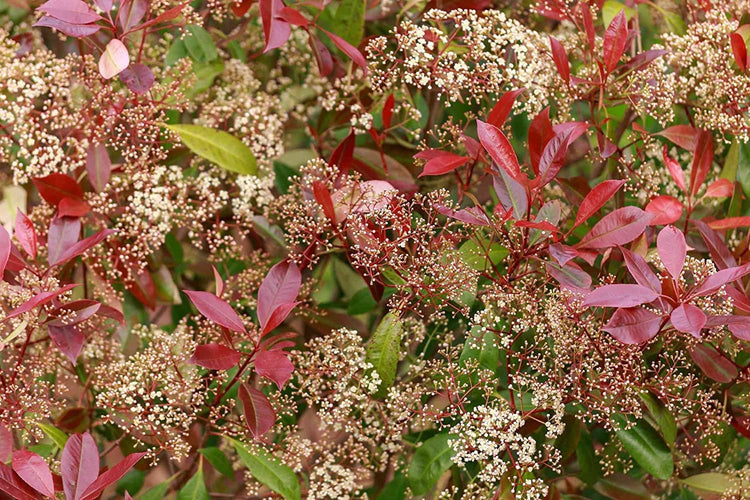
[0,225,11,280]
[552,121,588,143]
[119,63,154,95]
[0,425,11,463]
[596,131,617,159]
[602,10,628,72]
[12,451,55,498]
[704,178,733,198]
[183,290,247,333]
[492,168,528,220]
[58,198,90,218]
[670,303,706,338]
[657,225,686,278]
[382,94,395,130]
[603,307,662,344]
[690,344,737,383]
[117,0,147,32]
[549,243,577,266]
[321,29,367,75]
[99,39,129,79]
[486,88,525,128]
[257,261,302,330]
[645,195,683,226]
[2,284,78,322]
[126,266,156,311]
[619,49,668,73]
[574,179,626,228]
[61,433,99,500]
[254,348,294,389]
[583,284,660,308]
[0,463,40,500]
[231,0,254,16]
[137,0,190,29]
[79,452,145,500]
[47,300,101,327]
[52,229,113,267]
[238,383,275,439]
[96,304,125,324]
[188,343,241,370]
[620,246,661,293]
[32,173,83,206]
[662,144,686,192]
[49,325,85,364]
[537,132,570,186]
[434,205,490,226]
[86,144,111,193]
[328,130,355,170]
[37,0,101,24]
[546,261,592,290]
[726,285,750,314]
[212,265,224,297]
[694,219,737,269]
[477,120,523,182]
[731,32,747,71]
[656,125,700,152]
[690,131,714,197]
[576,206,652,249]
[692,262,750,297]
[260,0,291,52]
[278,6,308,27]
[311,36,334,77]
[549,36,569,83]
[707,216,750,230]
[261,301,299,336]
[705,315,750,340]
[581,3,595,53]
[515,220,559,233]
[33,15,101,37]
[417,151,470,177]
[94,0,112,12]
[313,181,336,224]
[528,107,554,174]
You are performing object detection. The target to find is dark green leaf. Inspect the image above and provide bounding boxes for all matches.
[183,25,217,63]
[408,433,455,496]
[613,414,674,479]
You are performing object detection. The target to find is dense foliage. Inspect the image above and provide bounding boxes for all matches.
[3,0,750,498]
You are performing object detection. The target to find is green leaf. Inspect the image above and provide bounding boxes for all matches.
[408,433,456,496]
[166,124,257,175]
[183,25,217,63]
[459,324,499,373]
[639,392,677,446]
[377,471,407,500]
[613,414,674,479]
[199,447,234,477]
[331,0,365,46]
[577,429,600,485]
[365,313,403,397]
[554,416,582,461]
[680,472,738,494]
[602,0,635,26]
[37,423,68,449]
[348,287,377,315]
[136,473,179,500]
[177,462,209,500]
[459,238,507,271]
[188,60,224,98]
[230,438,301,500]
[165,38,187,66]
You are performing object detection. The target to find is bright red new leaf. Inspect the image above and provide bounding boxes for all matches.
[12,450,55,498]
[61,432,99,500]
[602,10,628,72]
[574,179,626,228]
[583,284,659,308]
[183,290,248,333]
[690,344,738,383]
[670,303,706,338]
[657,225,686,279]
[549,36,569,84]
[603,307,662,344]
[188,343,242,370]
[32,173,83,206]
[645,195,683,226]
[477,120,524,183]
[576,206,652,249]
[257,260,301,331]
[417,151,471,177]
[238,383,275,439]
[254,348,294,389]
[487,88,525,128]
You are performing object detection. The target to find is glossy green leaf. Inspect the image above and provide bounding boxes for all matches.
[332,0,365,46]
[38,423,68,449]
[639,392,677,446]
[365,313,403,397]
[177,462,209,500]
[459,324,499,373]
[199,447,234,477]
[230,438,301,500]
[348,287,377,315]
[577,429,600,485]
[680,472,738,494]
[408,433,455,496]
[613,414,674,479]
[167,124,257,175]
[183,25,217,63]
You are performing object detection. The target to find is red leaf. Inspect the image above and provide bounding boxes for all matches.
[670,303,706,338]
[645,195,683,226]
[417,151,470,177]
[183,290,247,333]
[313,180,337,224]
[36,0,101,24]
[0,463,40,500]
[257,260,301,331]
[329,130,355,170]
[694,219,737,269]
[238,383,275,439]
[2,284,78,323]
[581,3,595,53]
[487,88,525,128]
[620,246,661,294]
[662,144,686,192]
[707,216,750,230]
[33,15,101,37]
[706,315,750,340]
[33,173,83,206]
[692,262,750,297]
[278,6,308,26]
[619,49,668,73]
[321,29,367,75]
[51,229,113,267]
[528,107,554,174]
[656,125,700,152]
[188,343,242,370]
[254,348,294,389]
[230,0,254,17]
[537,132,570,186]
[0,225,11,280]
[126,267,156,311]
[311,36,334,77]
[47,216,80,266]
[382,94,395,130]
[118,0,147,32]
[656,225,686,278]
[12,451,55,498]
[262,301,300,336]
[476,120,524,183]
[61,433,99,500]
[576,206,652,249]
[583,284,659,308]
[549,36,569,83]
[47,300,101,326]
[212,265,224,297]
[492,168,528,220]
[731,32,747,71]
[545,261,592,290]
[49,325,85,364]
[58,198,90,218]
[574,179,626,228]
[704,178,734,198]
[0,425,10,463]
[690,131,714,197]
[435,205,490,226]
[79,452,146,500]
[603,307,662,344]
[119,63,155,95]
[549,243,577,266]
[260,0,290,52]
[602,10,628,72]
[15,210,37,259]
[137,0,190,29]
[690,344,737,383]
